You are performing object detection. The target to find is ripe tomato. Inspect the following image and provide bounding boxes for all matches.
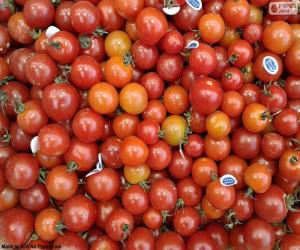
[113,0,144,21]
[260,84,287,114]
[231,190,254,221]
[204,135,231,161]
[187,231,218,250]
[157,53,183,82]
[190,77,223,115]
[105,30,132,58]
[244,163,272,193]
[122,185,149,215]
[0,185,19,212]
[163,85,189,115]
[184,134,204,158]
[34,208,61,241]
[136,7,168,46]
[143,100,167,124]
[192,157,218,187]
[106,208,134,241]
[173,207,200,237]
[273,108,299,136]
[91,235,120,250]
[221,91,245,118]
[156,231,185,250]
[169,151,193,179]
[279,149,300,181]
[53,232,88,250]
[189,44,217,76]
[177,177,202,207]
[147,140,172,170]
[126,227,155,250]
[149,178,177,211]
[242,103,269,133]
[86,168,120,201]
[222,0,250,28]
[0,207,34,245]
[199,13,225,44]
[206,179,235,210]
[204,223,230,250]
[206,111,231,140]
[228,39,253,68]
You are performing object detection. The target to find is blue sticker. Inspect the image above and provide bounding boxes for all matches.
[185,40,199,49]
[220,174,238,187]
[186,0,202,10]
[263,56,279,75]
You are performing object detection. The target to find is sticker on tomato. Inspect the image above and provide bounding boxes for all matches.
[45,26,60,38]
[220,174,238,187]
[263,56,279,75]
[30,136,40,154]
[185,40,200,49]
[163,6,181,15]
[186,0,202,10]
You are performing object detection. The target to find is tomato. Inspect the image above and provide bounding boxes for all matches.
[273,108,299,136]
[254,185,287,223]
[173,207,200,237]
[228,39,253,68]
[7,12,33,45]
[263,21,294,54]
[4,153,39,190]
[113,0,144,21]
[205,111,231,140]
[122,185,149,215]
[46,165,78,201]
[221,67,243,91]
[34,208,61,241]
[53,231,88,250]
[136,119,160,145]
[260,84,287,114]
[140,73,163,100]
[261,132,285,160]
[206,179,235,210]
[204,223,230,250]
[47,31,80,64]
[90,235,118,249]
[0,26,11,56]
[222,0,250,28]
[287,211,300,235]
[105,30,132,58]
[163,85,189,115]
[231,190,254,221]
[70,55,102,89]
[157,53,183,82]
[285,76,300,100]
[219,155,248,190]
[183,134,204,158]
[87,168,120,201]
[274,171,299,195]
[100,137,123,169]
[23,0,55,28]
[55,1,74,32]
[0,185,19,212]
[189,44,217,76]
[221,91,245,118]
[204,135,231,161]
[219,26,240,48]
[187,231,218,250]
[0,207,34,245]
[149,178,177,211]
[126,227,155,250]
[106,208,134,241]
[198,13,225,44]
[42,83,80,122]
[156,231,185,250]
[190,77,223,115]
[113,113,139,140]
[70,1,100,34]
[169,151,193,179]
[36,151,64,170]
[254,51,283,82]
[239,83,261,106]
[146,140,172,170]
[243,23,263,44]
[204,0,224,14]
[143,100,166,125]
[105,56,133,88]
[279,149,300,181]
[136,7,168,46]
[242,103,269,133]
[160,30,184,55]
[244,218,275,250]
[232,127,261,159]
[119,83,148,115]
[192,157,218,187]
[244,163,272,193]
[161,115,187,147]
[9,122,32,152]
[19,183,49,212]
[143,206,163,230]
[281,234,300,250]
[177,177,202,207]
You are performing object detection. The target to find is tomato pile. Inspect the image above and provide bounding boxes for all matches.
[0,0,300,249]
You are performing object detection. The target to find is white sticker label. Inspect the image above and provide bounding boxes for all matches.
[30,136,40,153]
[185,40,200,49]
[45,26,60,38]
[220,174,238,187]
[186,0,202,10]
[163,6,181,15]
[85,153,103,177]
[263,56,279,75]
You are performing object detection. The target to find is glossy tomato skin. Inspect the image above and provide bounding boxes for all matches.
[105,208,134,241]
[281,234,300,250]
[53,231,88,250]
[279,149,300,181]
[9,122,33,152]
[204,223,230,250]
[173,207,200,237]
[86,168,120,201]
[186,231,218,250]
[100,137,123,169]
[122,185,149,215]
[189,44,217,76]
[62,195,97,233]
[5,153,39,190]
[149,178,177,211]
[285,75,300,100]
[0,185,19,212]
[156,53,183,82]
[0,207,34,245]
[260,85,287,113]
[136,7,168,46]
[42,83,81,122]
[273,109,299,136]
[261,133,285,160]
[156,231,185,250]
[254,185,287,223]
[190,77,223,115]
[243,218,275,250]
[169,151,193,179]
[147,140,172,171]
[55,1,74,32]
[126,227,155,250]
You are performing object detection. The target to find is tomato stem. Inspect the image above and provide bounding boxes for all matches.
[38,168,48,184]
[0,129,10,145]
[261,110,271,121]
[92,27,108,37]
[244,187,254,199]
[79,231,88,239]
[123,52,135,67]
[0,75,14,85]
[139,180,150,191]
[67,161,78,172]
[55,220,67,235]
[79,35,92,49]
[51,0,61,6]
[30,28,42,40]
[28,232,39,242]
[228,54,238,64]
[50,41,62,49]
[262,83,272,97]
[175,198,185,211]
[290,156,298,165]
[122,223,130,241]
[13,99,25,114]
[285,193,300,212]
[225,72,233,80]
